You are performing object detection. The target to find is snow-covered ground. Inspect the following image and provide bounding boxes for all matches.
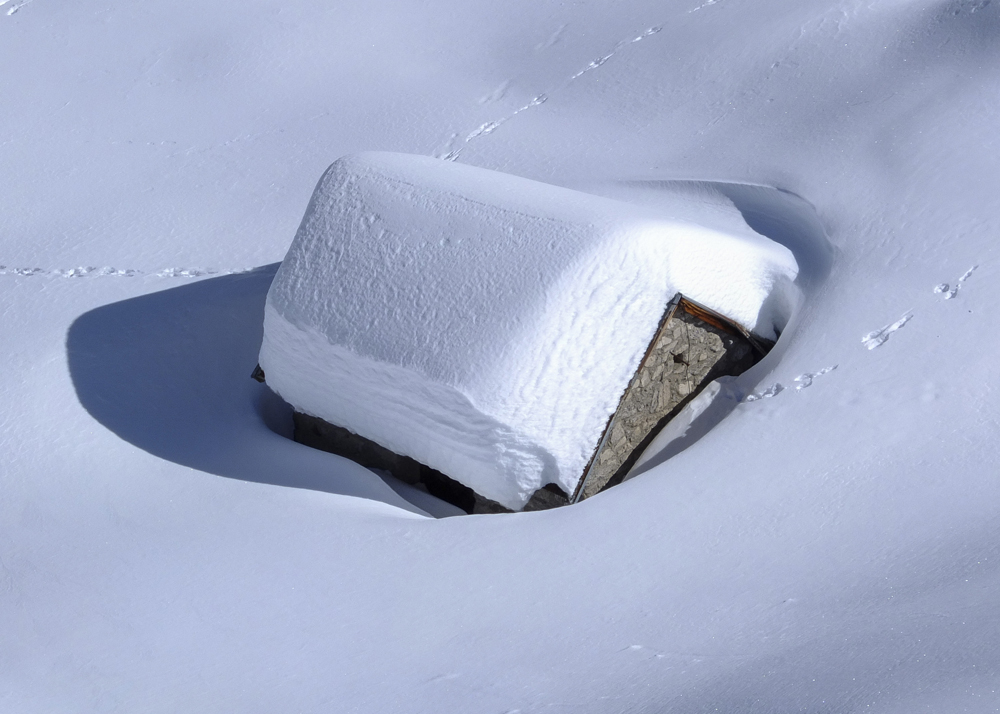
[3,0,1000,711]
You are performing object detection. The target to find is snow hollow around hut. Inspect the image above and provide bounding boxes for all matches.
[259,152,799,511]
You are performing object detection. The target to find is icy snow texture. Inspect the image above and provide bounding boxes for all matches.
[260,152,798,508]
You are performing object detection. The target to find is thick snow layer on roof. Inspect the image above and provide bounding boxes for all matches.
[260,152,798,508]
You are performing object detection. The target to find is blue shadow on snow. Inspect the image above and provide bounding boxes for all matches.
[65,264,432,516]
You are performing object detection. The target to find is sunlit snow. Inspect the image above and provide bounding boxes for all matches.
[3,1,999,711]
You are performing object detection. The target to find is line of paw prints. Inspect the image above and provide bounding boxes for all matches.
[0,265,254,279]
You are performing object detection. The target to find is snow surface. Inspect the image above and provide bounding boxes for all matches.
[4,0,1000,711]
[260,152,798,508]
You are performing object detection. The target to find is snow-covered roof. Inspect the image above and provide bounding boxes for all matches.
[259,152,798,509]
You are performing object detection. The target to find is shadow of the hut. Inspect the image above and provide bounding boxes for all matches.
[66,182,829,515]
[65,264,441,517]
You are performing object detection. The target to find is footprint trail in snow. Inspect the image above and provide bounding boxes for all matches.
[437,25,662,160]
[740,261,982,403]
[1,0,34,16]
[0,265,254,279]
[793,365,837,390]
[862,312,912,350]
[569,27,662,80]
[744,383,784,402]
[744,365,837,402]
[689,0,725,12]
[934,264,977,300]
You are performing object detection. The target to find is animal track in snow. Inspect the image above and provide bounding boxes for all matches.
[569,26,661,80]
[744,383,784,402]
[689,0,725,12]
[862,312,912,350]
[0,265,253,279]
[0,265,138,278]
[2,0,34,16]
[437,94,549,160]
[569,53,616,80]
[465,94,547,141]
[745,365,837,402]
[793,365,837,390]
[934,264,977,299]
[154,267,253,278]
[436,25,662,160]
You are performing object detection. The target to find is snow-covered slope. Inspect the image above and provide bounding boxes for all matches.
[260,152,797,507]
[3,0,1000,711]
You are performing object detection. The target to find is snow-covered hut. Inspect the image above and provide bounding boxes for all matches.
[257,152,799,513]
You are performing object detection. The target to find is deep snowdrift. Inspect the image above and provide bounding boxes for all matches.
[260,152,798,508]
[5,0,1000,712]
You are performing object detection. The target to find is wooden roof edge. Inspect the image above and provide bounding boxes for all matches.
[676,295,776,359]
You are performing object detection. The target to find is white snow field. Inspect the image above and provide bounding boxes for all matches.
[260,152,798,508]
[3,0,1000,712]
